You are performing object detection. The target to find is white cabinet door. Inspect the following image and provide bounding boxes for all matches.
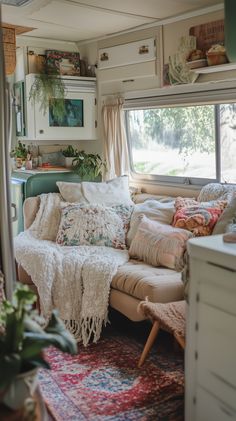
[98,38,156,70]
[25,74,97,142]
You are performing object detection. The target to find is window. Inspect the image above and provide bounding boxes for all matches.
[125,100,236,185]
[220,104,236,184]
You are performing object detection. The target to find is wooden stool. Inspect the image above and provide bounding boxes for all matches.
[138,300,186,367]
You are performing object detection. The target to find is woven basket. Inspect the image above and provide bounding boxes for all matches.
[2,26,16,75]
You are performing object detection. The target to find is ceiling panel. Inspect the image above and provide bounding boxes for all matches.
[68,0,223,20]
[28,0,154,39]
[1,0,223,42]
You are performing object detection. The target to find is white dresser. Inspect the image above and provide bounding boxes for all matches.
[185,235,236,421]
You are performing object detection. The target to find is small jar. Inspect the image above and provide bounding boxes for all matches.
[25,160,32,170]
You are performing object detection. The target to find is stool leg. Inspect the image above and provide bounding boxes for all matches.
[174,334,185,349]
[138,321,160,368]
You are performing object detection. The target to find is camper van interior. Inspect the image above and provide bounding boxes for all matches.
[0,0,236,419]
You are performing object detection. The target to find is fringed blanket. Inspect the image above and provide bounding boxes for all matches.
[14,194,129,346]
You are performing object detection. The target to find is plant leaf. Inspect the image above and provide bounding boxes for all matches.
[0,353,21,390]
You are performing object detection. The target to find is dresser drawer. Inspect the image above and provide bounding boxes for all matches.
[198,261,236,316]
[196,387,236,421]
[197,303,236,410]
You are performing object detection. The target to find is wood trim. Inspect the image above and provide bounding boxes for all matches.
[2,22,35,36]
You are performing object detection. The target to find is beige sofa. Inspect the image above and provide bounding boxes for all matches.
[17,193,184,322]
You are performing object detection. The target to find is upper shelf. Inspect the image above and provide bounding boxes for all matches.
[191,62,236,74]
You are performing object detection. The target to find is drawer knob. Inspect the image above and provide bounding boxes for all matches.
[139,45,149,54]
[100,52,109,61]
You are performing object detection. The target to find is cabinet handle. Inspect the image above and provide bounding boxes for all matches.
[139,45,149,54]
[11,203,18,222]
[100,52,109,61]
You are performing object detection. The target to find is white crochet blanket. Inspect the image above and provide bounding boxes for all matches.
[14,194,129,346]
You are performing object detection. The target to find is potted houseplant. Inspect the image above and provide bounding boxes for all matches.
[10,141,28,169]
[0,283,77,410]
[62,145,79,168]
[71,150,106,180]
[29,59,66,122]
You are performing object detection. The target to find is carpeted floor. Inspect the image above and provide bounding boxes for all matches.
[38,315,184,421]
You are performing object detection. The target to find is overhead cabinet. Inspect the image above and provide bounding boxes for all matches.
[22,74,97,142]
[98,38,156,70]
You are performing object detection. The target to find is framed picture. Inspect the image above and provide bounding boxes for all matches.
[14,81,25,136]
[49,98,84,127]
[45,50,81,76]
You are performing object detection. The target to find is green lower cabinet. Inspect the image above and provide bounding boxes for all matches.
[10,170,84,235]
[11,178,25,236]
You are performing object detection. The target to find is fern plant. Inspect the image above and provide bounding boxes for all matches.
[29,60,66,122]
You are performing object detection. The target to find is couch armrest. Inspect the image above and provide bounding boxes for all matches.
[23,196,40,230]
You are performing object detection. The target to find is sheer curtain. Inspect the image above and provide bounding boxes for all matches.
[102,98,129,180]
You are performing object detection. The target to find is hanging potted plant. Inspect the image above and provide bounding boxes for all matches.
[29,58,66,122]
[71,150,106,181]
[0,284,77,410]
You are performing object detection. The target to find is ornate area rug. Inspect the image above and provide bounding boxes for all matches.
[38,329,184,420]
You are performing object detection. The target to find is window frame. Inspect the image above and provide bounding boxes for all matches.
[124,83,236,186]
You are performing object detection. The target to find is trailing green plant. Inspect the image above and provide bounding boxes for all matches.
[29,60,66,122]
[72,150,106,180]
[62,145,79,157]
[10,141,28,159]
[0,284,77,392]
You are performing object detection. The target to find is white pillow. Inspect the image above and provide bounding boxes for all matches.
[127,199,175,246]
[57,177,133,206]
[82,176,133,206]
[56,181,88,203]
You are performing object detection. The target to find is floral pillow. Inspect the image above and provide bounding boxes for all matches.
[129,215,193,271]
[56,203,133,249]
[173,197,227,236]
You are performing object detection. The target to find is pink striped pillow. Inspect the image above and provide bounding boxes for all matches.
[129,215,192,271]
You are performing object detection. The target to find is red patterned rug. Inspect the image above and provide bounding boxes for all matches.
[38,329,184,420]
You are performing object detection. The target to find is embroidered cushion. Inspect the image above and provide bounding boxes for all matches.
[173,198,227,236]
[56,204,133,249]
[129,216,192,271]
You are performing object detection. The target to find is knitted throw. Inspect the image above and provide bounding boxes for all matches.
[14,194,129,346]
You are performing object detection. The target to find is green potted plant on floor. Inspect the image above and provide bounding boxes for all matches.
[72,150,106,180]
[62,145,79,168]
[0,283,77,410]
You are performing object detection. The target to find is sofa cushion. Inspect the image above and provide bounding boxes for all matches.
[173,199,227,236]
[56,203,132,249]
[213,194,236,234]
[129,216,192,271]
[197,182,236,202]
[57,176,133,206]
[56,181,88,204]
[127,199,175,246]
[111,260,184,303]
